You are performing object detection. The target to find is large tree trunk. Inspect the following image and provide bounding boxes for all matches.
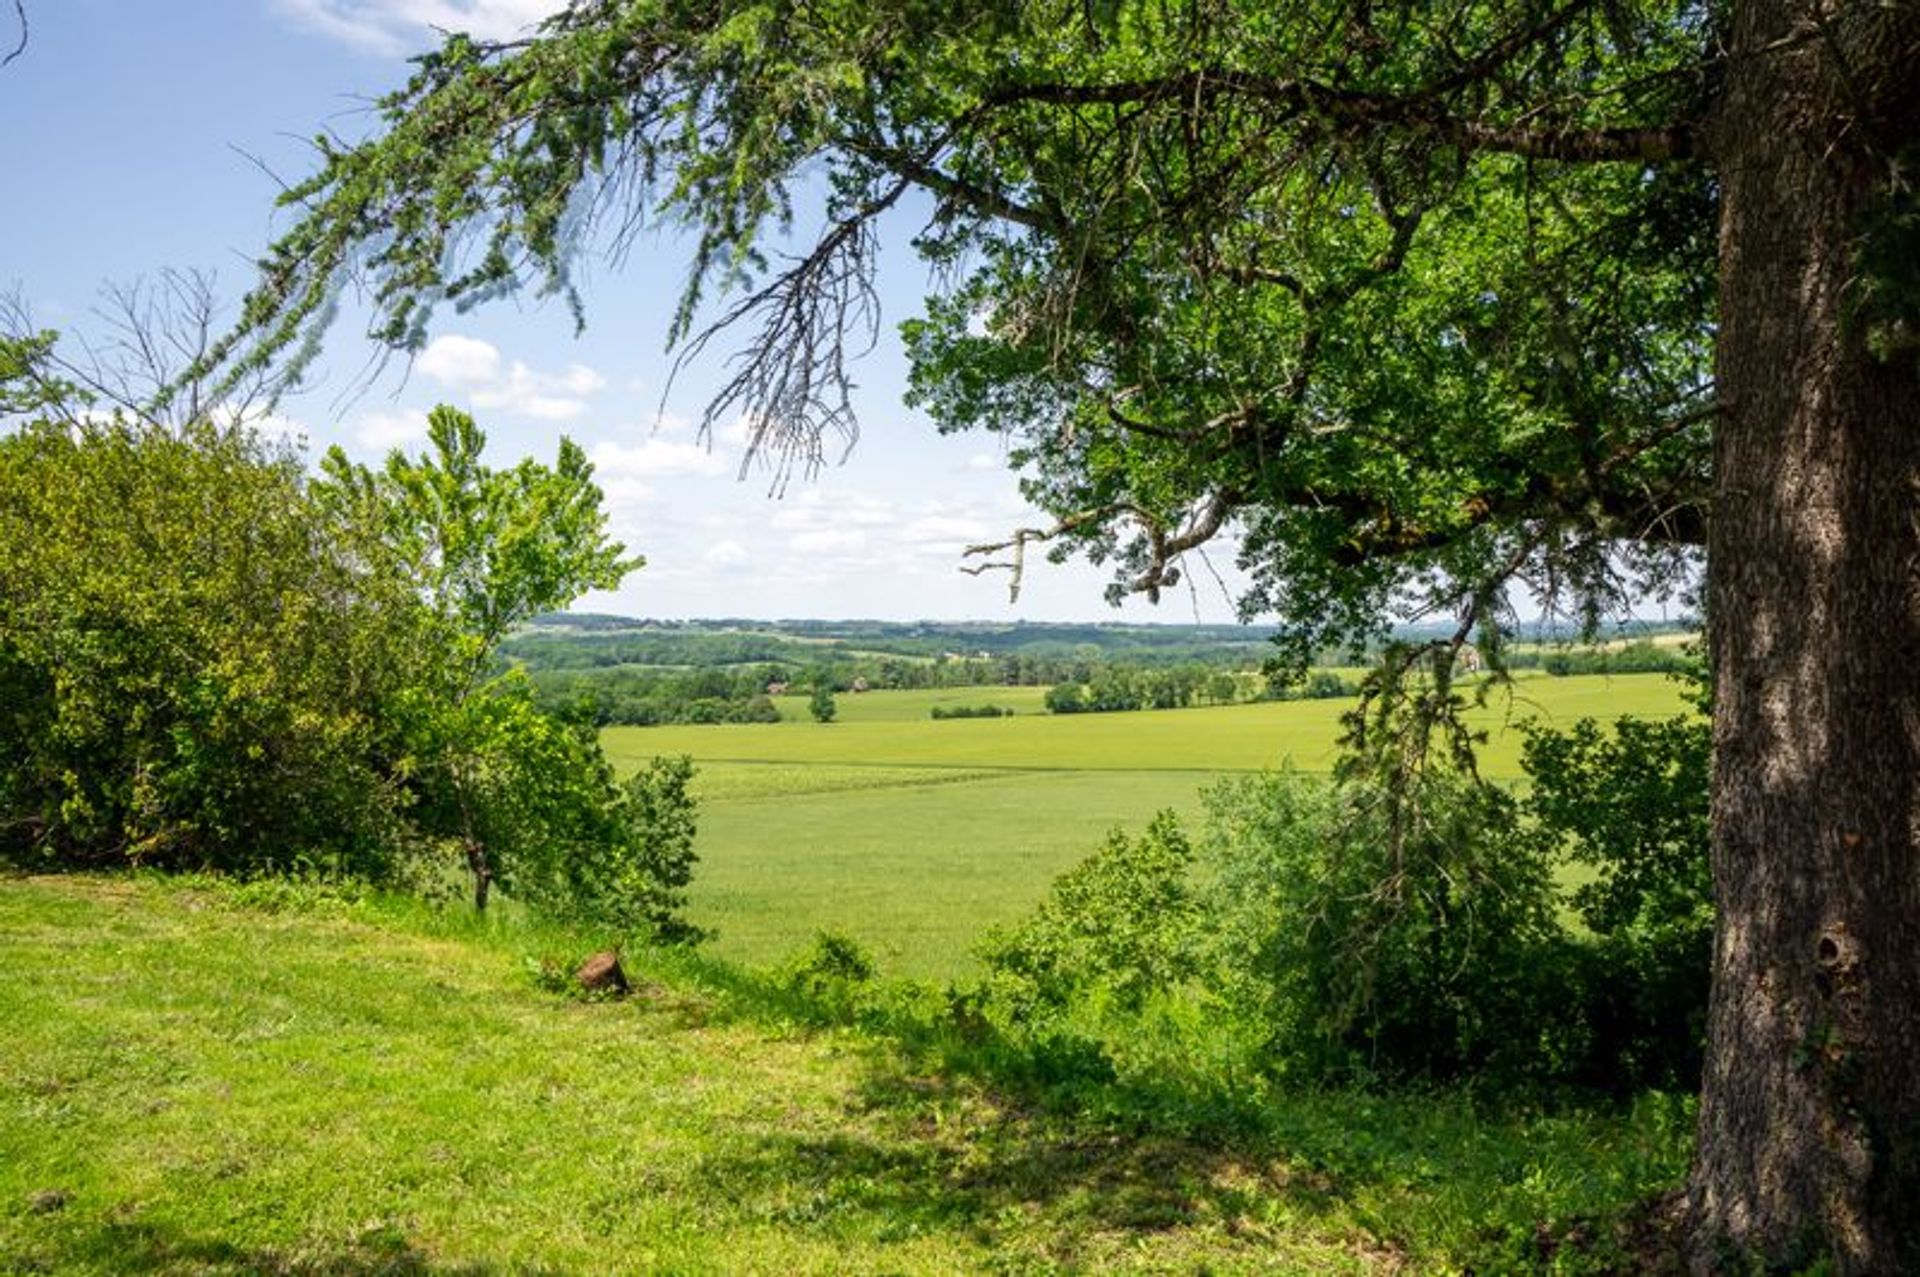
[1692,1,1920,1269]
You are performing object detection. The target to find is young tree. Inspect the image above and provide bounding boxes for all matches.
[313,406,653,915]
[205,3,1919,1266]
[808,681,837,724]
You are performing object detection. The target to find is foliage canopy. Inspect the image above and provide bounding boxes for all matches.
[206,0,1719,666]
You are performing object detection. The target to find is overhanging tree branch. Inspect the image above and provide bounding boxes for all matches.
[983,72,1698,163]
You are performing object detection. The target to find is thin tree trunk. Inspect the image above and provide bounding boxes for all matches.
[1691,1,1920,1269]
[457,777,491,913]
[465,836,492,913]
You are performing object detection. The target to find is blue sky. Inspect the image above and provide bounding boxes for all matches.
[0,0,1255,623]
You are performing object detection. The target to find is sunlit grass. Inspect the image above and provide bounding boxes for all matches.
[0,875,1694,1275]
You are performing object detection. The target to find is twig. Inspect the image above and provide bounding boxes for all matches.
[2,1,25,69]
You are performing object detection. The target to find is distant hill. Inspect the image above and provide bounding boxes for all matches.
[508,614,1699,673]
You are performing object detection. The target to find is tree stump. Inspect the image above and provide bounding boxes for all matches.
[574,950,630,996]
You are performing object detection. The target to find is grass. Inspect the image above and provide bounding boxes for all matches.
[609,673,1686,777]
[695,771,1217,974]
[773,685,1056,723]
[0,874,1694,1275]
[601,675,1693,977]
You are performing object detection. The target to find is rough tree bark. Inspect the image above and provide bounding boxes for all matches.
[1693,0,1920,1269]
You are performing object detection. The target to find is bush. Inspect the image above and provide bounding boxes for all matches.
[1043,683,1088,714]
[965,713,1712,1094]
[1298,670,1355,699]
[977,811,1198,1022]
[1,384,703,945]
[781,930,878,1022]
[1522,714,1711,1089]
[0,419,411,876]
[1198,769,1579,1084]
[929,704,1013,719]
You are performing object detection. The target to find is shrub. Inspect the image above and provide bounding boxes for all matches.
[1198,769,1578,1084]
[1043,683,1087,714]
[781,930,878,1022]
[1522,713,1712,1089]
[0,419,411,876]
[977,811,1198,1022]
[1298,670,1355,699]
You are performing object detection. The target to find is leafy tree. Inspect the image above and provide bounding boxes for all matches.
[808,681,837,724]
[206,2,1920,1263]
[311,406,661,918]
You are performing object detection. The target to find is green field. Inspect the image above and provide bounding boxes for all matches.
[769,684,1056,722]
[605,674,1692,977]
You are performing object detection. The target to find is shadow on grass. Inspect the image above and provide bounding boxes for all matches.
[689,1120,1359,1268]
[634,948,1691,1272]
[5,1217,517,1276]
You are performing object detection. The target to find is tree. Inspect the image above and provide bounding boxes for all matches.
[312,405,645,914]
[205,2,1919,1266]
[808,680,837,724]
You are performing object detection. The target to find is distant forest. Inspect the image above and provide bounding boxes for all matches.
[505,615,1700,726]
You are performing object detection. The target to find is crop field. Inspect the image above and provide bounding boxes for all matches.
[603,674,1692,977]
[770,684,1056,722]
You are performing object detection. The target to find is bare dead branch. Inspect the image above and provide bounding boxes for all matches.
[3,272,297,433]
[2,0,25,69]
[670,179,913,490]
[962,490,1239,604]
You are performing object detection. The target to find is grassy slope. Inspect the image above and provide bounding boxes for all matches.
[602,676,1690,976]
[0,876,1691,1275]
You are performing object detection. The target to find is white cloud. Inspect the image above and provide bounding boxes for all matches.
[902,514,991,546]
[769,490,896,532]
[412,333,606,421]
[589,438,729,480]
[703,540,751,570]
[474,360,605,420]
[352,407,430,450]
[596,477,657,508]
[791,529,869,556]
[965,451,1002,471]
[274,0,565,55]
[416,334,501,388]
[210,404,310,450]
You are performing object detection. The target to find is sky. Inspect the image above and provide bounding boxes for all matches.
[0,0,1258,624]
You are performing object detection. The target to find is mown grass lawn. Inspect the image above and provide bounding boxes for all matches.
[602,675,1692,976]
[0,875,1692,1275]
